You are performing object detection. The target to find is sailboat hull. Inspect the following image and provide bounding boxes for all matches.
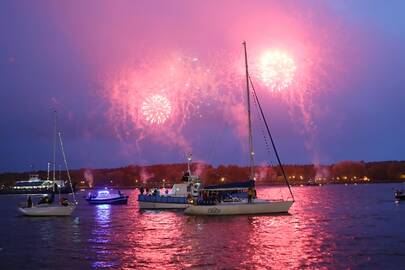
[184,200,293,216]
[18,205,75,216]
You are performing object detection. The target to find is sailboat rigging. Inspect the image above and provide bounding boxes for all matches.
[248,75,294,201]
[184,41,295,215]
[18,111,77,216]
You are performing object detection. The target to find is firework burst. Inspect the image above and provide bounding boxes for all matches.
[142,94,172,124]
[258,50,296,92]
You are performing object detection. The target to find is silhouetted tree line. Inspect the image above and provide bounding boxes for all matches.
[1,160,405,188]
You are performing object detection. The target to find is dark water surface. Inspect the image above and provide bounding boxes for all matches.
[1,183,405,269]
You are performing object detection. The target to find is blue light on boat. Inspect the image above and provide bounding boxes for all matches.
[98,190,110,196]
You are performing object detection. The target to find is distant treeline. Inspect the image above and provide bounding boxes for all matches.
[1,160,405,188]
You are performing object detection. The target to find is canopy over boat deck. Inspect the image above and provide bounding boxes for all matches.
[203,180,255,191]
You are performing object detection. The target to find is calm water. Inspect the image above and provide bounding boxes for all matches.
[0,183,404,269]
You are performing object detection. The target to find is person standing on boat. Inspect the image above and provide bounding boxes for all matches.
[27,196,32,208]
[139,186,144,195]
[247,188,254,203]
[182,171,190,182]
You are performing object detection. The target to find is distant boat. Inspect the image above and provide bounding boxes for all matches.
[395,189,405,201]
[2,111,75,195]
[0,173,75,195]
[185,42,294,216]
[304,180,320,186]
[137,154,202,209]
[18,112,77,216]
[86,188,128,205]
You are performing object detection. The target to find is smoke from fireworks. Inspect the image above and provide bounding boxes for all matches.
[46,1,352,166]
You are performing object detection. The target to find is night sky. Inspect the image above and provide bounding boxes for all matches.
[1,1,404,172]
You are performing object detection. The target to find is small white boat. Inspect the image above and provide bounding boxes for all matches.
[18,115,78,217]
[138,154,202,209]
[18,204,75,216]
[86,189,128,205]
[138,175,201,209]
[185,199,293,215]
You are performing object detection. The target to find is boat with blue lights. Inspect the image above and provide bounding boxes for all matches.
[86,188,129,205]
[137,154,202,209]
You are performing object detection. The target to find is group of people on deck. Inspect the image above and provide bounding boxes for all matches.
[139,186,169,196]
[25,193,70,207]
[197,188,256,205]
[197,187,257,205]
[198,190,221,205]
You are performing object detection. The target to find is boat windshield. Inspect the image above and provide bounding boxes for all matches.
[90,189,120,198]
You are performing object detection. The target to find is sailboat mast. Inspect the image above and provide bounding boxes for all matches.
[52,110,57,181]
[243,41,255,180]
[47,162,50,180]
[187,153,192,175]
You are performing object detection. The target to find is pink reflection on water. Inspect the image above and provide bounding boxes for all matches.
[120,210,189,269]
[90,187,343,269]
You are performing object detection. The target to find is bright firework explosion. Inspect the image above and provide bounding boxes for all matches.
[102,53,237,156]
[142,94,172,124]
[258,50,296,91]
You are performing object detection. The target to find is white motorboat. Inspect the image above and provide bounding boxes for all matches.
[184,42,294,216]
[138,154,202,209]
[86,188,129,204]
[18,113,77,217]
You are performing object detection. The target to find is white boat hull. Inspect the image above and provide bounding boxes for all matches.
[138,201,189,209]
[184,200,293,216]
[18,205,75,216]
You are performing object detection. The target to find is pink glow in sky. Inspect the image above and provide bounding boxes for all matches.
[42,1,362,164]
[2,0,405,170]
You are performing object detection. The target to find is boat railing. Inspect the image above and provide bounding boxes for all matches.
[138,194,187,204]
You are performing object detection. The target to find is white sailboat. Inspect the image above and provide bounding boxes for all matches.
[185,42,295,216]
[18,203,76,216]
[18,112,77,216]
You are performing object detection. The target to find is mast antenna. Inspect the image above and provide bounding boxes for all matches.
[52,110,57,181]
[47,162,50,180]
[187,153,192,176]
